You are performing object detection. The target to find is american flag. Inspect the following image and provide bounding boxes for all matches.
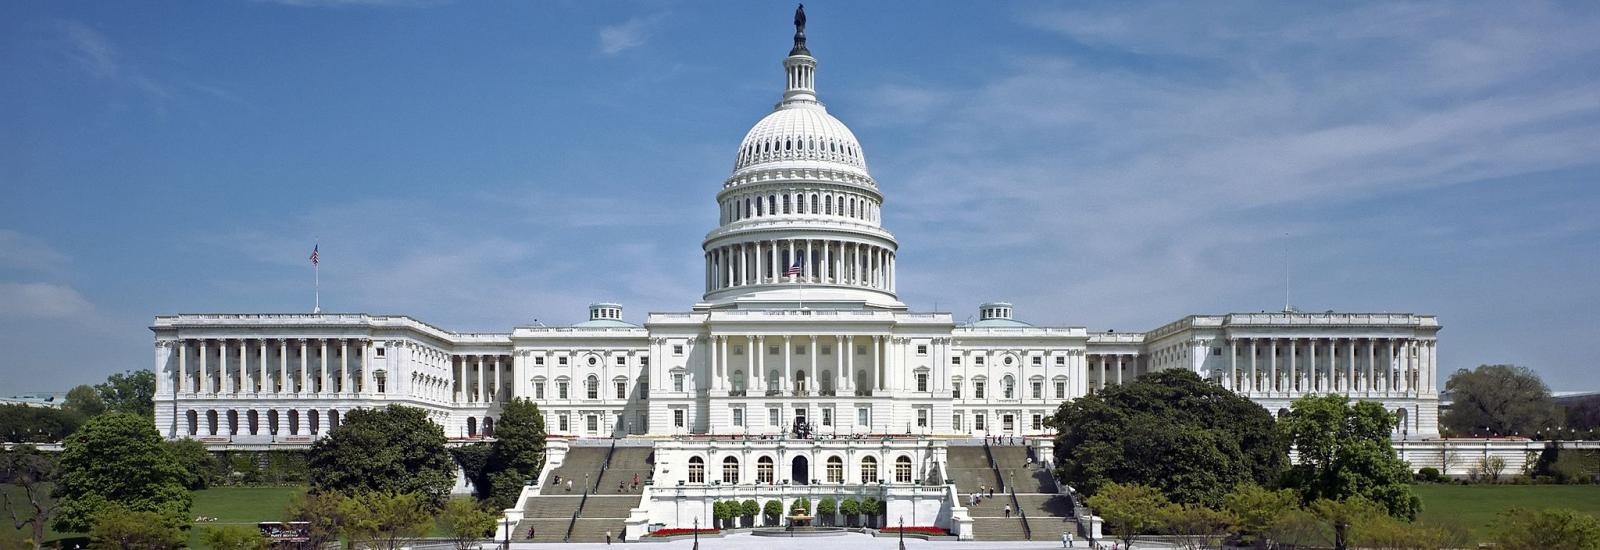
[309,245,319,266]
[785,260,802,276]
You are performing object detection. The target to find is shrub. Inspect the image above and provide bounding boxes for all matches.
[839,498,860,527]
[763,500,782,525]
[816,498,837,526]
[1493,507,1600,550]
[740,499,759,526]
[1414,467,1444,483]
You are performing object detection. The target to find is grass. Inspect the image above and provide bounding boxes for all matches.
[186,486,306,549]
[1414,483,1600,542]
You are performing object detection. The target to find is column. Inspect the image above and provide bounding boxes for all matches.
[320,339,330,394]
[876,335,886,390]
[220,340,231,394]
[258,339,268,394]
[843,335,854,392]
[783,336,792,392]
[179,340,190,395]
[201,339,212,393]
[1248,339,1257,393]
[806,240,814,280]
[340,339,350,394]
[1288,339,1298,393]
[719,336,730,390]
[1364,339,1375,393]
[278,340,288,394]
[754,336,765,394]
[1308,338,1318,392]
[494,355,503,400]
[787,241,796,281]
[363,340,375,395]
[809,336,818,394]
[298,340,308,393]
[823,241,832,283]
[1228,339,1238,391]
[1098,355,1107,390]
[1268,339,1278,393]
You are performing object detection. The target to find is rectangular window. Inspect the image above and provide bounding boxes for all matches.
[769,408,780,427]
[916,344,928,355]
[673,344,684,355]
[916,372,928,392]
[821,346,831,355]
[1031,381,1042,399]
[558,356,568,366]
[975,356,985,365]
[557,382,569,399]
[1032,414,1043,430]
[975,381,986,399]
[952,414,962,430]
[375,347,385,358]
[615,381,627,399]
[952,385,962,399]
[558,414,569,432]
[673,409,685,428]
[975,414,986,431]
[641,356,649,366]
[916,409,928,427]
[1055,381,1066,399]
[673,373,685,392]
[616,356,627,365]
[535,356,545,366]
[770,346,780,355]
[732,407,745,427]
[795,346,806,355]
[821,408,832,426]
[856,345,866,355]
[952,357,962,365]
[534,382,545,399]
[733,345,743,356]
[1213,348,1222,356]
[1032,356,1042,366]
[857,407,870,426]
[587,381,599,400]
[587,415,599,433]
[1003,415,1015,431]
[1056,356,1065,365]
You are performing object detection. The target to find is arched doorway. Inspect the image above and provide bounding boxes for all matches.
[791,455,810,485]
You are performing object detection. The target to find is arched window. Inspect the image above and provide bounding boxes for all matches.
[329,409,340,429]
[586,375,599,400]
[849,198,856,218]
[268,409,280,435]
[227,410,239,435]
[247,409,259,435]
[723,456,740,484]
[895,456,913,483]
[484,417,495,437]
[860,456,878,483]
[757,198,764,216]
[206,410,218,436]
[468,417,478,437]
[826,456,843,483]
[758,456,774,484]
[825,195,834,214]
[187,410,198,435]
[1003,375,1016,399]
[287,409,300,435]
[688,456,705,483]
[783,195,791,214]
[308,409,320,434]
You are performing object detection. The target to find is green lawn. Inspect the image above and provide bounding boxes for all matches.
[1414,483,1600,542]
[186,486,306,549]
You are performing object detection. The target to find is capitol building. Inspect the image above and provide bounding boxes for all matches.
[149,7,1445,541]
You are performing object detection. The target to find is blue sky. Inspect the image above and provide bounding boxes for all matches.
[2,1,1597,392]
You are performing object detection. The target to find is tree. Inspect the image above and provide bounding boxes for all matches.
[449,443,492,498]
[1278,395,1421,521]
[439,499,498,550]
[96,370,156,418]
[1222,483,1300,550]
[839,498,860,527]
[1161,503,1232,550]
[339,492,435,550]
[307,405,454,508]
[1442,365,1560,437]
[740,499,759,527]
[1085,482,1172,550]
[2,446,58,550]
[165,438,219,490]
[861,498,882,528]
[1309,497,1385,550]
[87,505,186,550]
[763,500,782,526]
[1051,370,1286,507]
[200,525,269,550]
[1493,507,1600,550]
[0,404,82,443]
[816,498,837,527]
[285,491,345,550]
[1476,456,1507,482]
[52,412,191,532]
[481,399,547,509]
[62,385,106,419]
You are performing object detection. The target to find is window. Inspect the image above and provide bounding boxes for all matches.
[758,456,774,483]
[1031,381,1042,399]
[952,383,962,399]
[916,372,929,392]
[857,407,870,426]
[1056,356,1066,365]
[375,347,385,358]
[586,415,599,433]
[916,409,928,427]
[673,344,684,355]
[1003,376,1015,399]
[856,345,866,355]
[795,346,806,355]
[821,345,831,355]
[723,457,740,483]
[616,356,627,365]
[1003,414,1015,431]
[952,357,962,365]
[821,407,832,426]
[534,381,546,399]
[769,408,780,427]
[587,356,598,366]
[826,456,843,483]
[558,414,570,432]
[916,344,928,355]
[1032,356,1042,366]
[952,414,963,430]
[975,414,986,431]
[895,456,912,483]
[673,373,685,392]
[974,381,986,399]
[975,356,985,365]
[642,357,649,366]
[1032,414,1043,430]
[733,345,743,356]
[674,409,686,428]
[586,375,599,399]
[769,346,779,355]
[1055,380,1066,399]
[861,456,878,483]
[732,407,745,427]
[1213,348,1222,356]
[535,356,545,366]
[557,381,569,399]
[616,380,627,399]
[558,356,568,366]
[688,456,705,483]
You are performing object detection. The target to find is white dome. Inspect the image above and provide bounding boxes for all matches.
[733,106,867,172]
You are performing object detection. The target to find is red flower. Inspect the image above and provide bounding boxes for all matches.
[880,526,946,535]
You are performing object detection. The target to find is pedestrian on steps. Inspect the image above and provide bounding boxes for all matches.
[605,531,613,545]
[566,479,573,492]
[1062,531,1072,548]
[1004,504,1012,518]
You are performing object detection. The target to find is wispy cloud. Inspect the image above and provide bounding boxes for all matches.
[0,282,93,320]
[51,20,250,109]
[598,14,665,56]
[0,230,70,273]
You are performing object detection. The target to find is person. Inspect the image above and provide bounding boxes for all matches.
[566,479,574,492]
[1004,504,1012,518]
[633,472,640,486]
[528,526,536,540]
[1062,531,1073,548]
[605,531,613,545]
[988,486,995,498]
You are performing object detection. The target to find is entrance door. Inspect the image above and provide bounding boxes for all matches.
[792,456,810,485]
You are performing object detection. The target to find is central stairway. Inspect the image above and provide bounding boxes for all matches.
[949,442,1077,541]
[511,443,646,542]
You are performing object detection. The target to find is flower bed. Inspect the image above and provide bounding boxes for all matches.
[879,526,947,535]
[651,528,721,537]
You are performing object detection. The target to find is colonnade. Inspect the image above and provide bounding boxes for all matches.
[703,334,887,397]
[1087,353,1136,390]
[705,239,895,293]
[452,354,511,403]
[720,187,879,224]
[170,338,377,397]
[1226,337,1435,396]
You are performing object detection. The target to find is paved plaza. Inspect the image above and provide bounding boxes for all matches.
[500,531,1174,550]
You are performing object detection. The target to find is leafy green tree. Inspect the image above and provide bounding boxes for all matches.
[1085,482,1172,550]
[439,499,499,550]
[790,496,811,516]
[449,443,492,497]
[1442,364,1561,437]
[1279,395,1420,520]
[1222,483,1300,550]
[763,500,782,525]
[2,445,58,550]
[1051,370,1286,507]
[1352,515,1468,550]
[307,405,454,508]
[87,505,186,550]
[95,370,156,418]
[1493,507,1600,550]
[339,492,435,550]
[482,399,546,509]
[200,525,269,550]
[62,385,106,419]
[0,404,82,443]
[1160,503,1232,550]
[740,499,759,527]
[861,498,882,528]
[838,498,859,527]
[285,491,345,550]
[164,438,219,490]
[816,498,836,527]
[52,413,191,532]
[1309,497,1385,550]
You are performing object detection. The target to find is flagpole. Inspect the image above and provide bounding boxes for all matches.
[314,261,320,314]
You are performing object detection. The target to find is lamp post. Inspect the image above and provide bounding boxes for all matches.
[898,517,906,550]
[501,517,510,550]
[693,517,700,550]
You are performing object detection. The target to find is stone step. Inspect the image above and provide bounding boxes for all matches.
[567,518,626,543]
[579,495,640,519]
[511,518,571,542]
[521,495,582,518]
[972,517,1030,541]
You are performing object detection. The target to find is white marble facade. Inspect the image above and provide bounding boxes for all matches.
[149,11,1442,448]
